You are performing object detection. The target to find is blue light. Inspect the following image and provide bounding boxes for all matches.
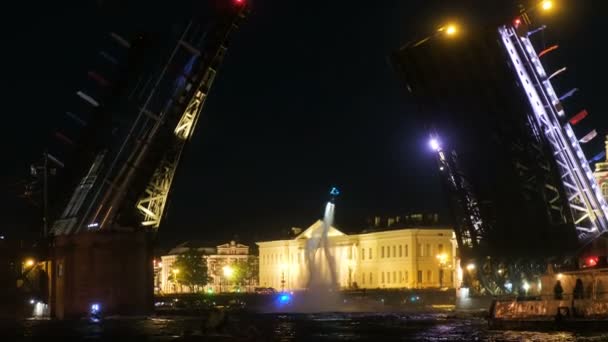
[91,303,101,314]
[329,187,340,196]
[279,294,291,303]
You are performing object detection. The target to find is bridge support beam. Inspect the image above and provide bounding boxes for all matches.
[50,230,154,319]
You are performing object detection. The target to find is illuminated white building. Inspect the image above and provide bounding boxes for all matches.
[158,240,256,294]
[594,135,608,201]
[257,221,458,291]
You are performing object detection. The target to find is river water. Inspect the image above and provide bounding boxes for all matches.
[2,312,608,341]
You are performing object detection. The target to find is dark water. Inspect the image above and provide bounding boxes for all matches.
[1,312,608,341]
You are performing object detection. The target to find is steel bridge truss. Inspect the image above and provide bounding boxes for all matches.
[499,25,608,243]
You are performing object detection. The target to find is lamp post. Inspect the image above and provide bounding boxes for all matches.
[436,253,449,288]
[172,268,180,293]
[279,263,287,292]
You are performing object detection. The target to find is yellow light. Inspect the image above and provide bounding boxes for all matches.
[25,259,35,267]
[557,273,563,279]
[497,269,503,275]
[157,262,163,268]
[436,253,448,264]
[172,268,179,274]
[223,265,234,278]
[541,0,553,11]
[445,25,457,36]
[466,263,475,271]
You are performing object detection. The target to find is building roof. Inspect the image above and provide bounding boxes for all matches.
[166,240,249,255]
[294,220,346,239]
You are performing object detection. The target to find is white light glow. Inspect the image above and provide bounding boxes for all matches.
[430,138,440,151]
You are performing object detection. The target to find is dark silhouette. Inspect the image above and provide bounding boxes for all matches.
[553,280,563,300]
[573,278,584,299]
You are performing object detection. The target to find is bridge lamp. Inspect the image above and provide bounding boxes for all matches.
[438,23,459,37]
[466,263,475,271]
[429,138,440,151]
[541,0,553,11]
[25,259,35,267]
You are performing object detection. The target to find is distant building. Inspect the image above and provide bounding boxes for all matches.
[257,220,458,291]
[594,136,608,201]
[158,240,257,294]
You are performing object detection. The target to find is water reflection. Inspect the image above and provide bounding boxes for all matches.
[3,312,607,340]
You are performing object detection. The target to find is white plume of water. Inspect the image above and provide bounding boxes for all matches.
[305,201,338,290]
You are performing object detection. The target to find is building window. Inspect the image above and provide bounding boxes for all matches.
[387,246,390,258]
[393,271,396,283]
[438,244,443,253]
[362,248,365,260]
[405,244,408,257]
[427,270,432,282]
[603,183,608,198]
[369,248,372,259]
[382,272,385,284]
[399,271,402,283]
[417,270,422,283]
[399,245,402,257]
[392,246,396,258]
[425,244,430,257]
[381,246,385,258]
[417,243,422,257]
[370,272,373,284]
[387,272,390,284]
[405,271,409,283]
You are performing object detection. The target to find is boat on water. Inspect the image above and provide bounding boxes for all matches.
[488,266,608,330]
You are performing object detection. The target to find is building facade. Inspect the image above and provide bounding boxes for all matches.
[257,220,458,291]
[594,136,608,201]
[158,240,257,294]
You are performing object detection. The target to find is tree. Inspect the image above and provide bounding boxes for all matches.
[232,256,259,290]
[172,249,209,292]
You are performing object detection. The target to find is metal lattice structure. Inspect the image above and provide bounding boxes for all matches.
[51,2,248,235]
[136,30,232,228]
[499,24,608,243]
[431,135,485,253]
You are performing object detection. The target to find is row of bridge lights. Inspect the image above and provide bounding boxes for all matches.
[434,0,555,40]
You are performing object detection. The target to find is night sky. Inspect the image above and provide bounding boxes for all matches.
[1,0,606,247]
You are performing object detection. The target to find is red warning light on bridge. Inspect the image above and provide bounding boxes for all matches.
[234,0,245,5]
[513,18,521,28]
[585,256,598,267]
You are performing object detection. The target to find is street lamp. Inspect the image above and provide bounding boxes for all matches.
[171,268,180,293]
[541,0,553,11]
[24,259,35,268]
[279,263,287,292]
[436,253,449,288]
[222,265,234,293]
